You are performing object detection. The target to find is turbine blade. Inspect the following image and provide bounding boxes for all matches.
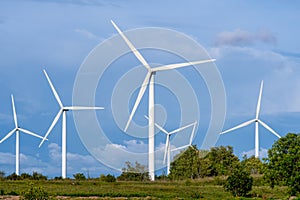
[11,95,18,128]
[39,109,63,147]
[189,121,197,145]
[256,80,264,119]
[220,119,256,135]
[111,20,151,70]
[18,128,46,140]
[144,115,169,135]
[163,135,170,164]
[171,144,190,152]
[0,128,16,143]
[258,120,281,138]
[65,106,104,110]
[153,59,216,72]
[124,72,151,131]
[169,122,196,135]
[43,69,63,108]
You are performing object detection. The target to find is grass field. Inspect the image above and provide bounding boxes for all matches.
[0,177,293,199]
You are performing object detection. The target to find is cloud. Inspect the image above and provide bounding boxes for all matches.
[209,44,300,115]
[0,143,111,177]
[241,148,268,158]
[74,29,101,40]
[215,29,276,46]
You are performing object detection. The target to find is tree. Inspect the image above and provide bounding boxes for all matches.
[0,171,5,180]
[206,146,239,176]
[100,174,116,182]
[224,165,253,197]
[117,161,149,181]
[169,145,201,180]
[264,133,300,195]
[73,173,86,181]
[241,155,263,175]
[31,172,47,180]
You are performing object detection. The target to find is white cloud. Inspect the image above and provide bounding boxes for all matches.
[74,29,101,40]
[209,45,300,115]
[215,29,276,46]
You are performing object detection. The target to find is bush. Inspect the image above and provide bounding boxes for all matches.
[73,173,86,181]
[224,166,253,197]
[99,174,116,182]
[21,183,49,200]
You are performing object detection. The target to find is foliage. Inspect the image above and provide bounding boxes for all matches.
[73,173,86,181]
[21,183,49,200]
[117,161,150,181]
[224,165,253,197]
[169,145,239,180]
[31,172,47,180]
[6,173,21,180]
[0,171,5,180]
[99,174,116,182]
[264,133,300,195]
[241,155,263,174]
[169,145,201,180]
[206,146,240,176]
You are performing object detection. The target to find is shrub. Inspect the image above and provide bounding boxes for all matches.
[73,173,86,181]
[224,165,253,197]
[21,183,49,200]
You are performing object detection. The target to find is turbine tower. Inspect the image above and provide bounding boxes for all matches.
[39,70,104,179]
[146,116,197,175]
[111,20,215,180]
[0,95,45,175]
[220,80,281,158]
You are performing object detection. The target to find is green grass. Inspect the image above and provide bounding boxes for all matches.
[0,177,293,199]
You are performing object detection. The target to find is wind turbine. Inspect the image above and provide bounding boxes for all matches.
[39,70,104,179]
[220,80,281,158]
[145,116,197,175]
[0,95,45,175]
[111,20,215,180]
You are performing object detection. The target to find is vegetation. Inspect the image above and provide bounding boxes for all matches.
[117,161,150,181]
[0,133,299,198]
[264,133,300,195]
[224,164,253,197]
[20,182,49,200]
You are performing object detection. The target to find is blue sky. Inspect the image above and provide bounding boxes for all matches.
[0,0,300,178]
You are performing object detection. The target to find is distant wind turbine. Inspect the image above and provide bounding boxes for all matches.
[0,95,45,175]
[111,20,215,180]
[220,80,281,158]
[39,70,104,179]
[145,116,197,175]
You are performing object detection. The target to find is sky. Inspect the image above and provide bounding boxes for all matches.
[0,0,300,178]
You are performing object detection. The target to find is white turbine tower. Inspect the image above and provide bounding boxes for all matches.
[111,20,215,180]
[39,70,104,179]
[220,80,281,158]
[146,116,197,175]
[0,95,45,175]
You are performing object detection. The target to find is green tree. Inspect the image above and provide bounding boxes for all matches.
[224,165,253,197]
[99,174,116,182]
[241,155,263,175]
[31,172,47,180]
[206,146,239,176]
[169,145,201,180]
[117,161,149,181]
[73,173,86,181]
[0,171,5,180]
[264,133,300,195]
